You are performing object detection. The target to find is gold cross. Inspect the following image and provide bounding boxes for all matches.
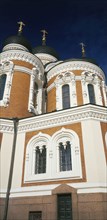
[17,21,25,33]
[80,42,86,57]
[41,29,48,45]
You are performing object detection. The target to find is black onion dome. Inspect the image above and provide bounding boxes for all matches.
[33,45,59,59]
[64,58,98,66]
[3,34,32,52]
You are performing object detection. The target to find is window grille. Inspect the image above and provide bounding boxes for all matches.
[59,141,72,171]
[35,145,46,174]
[29,211,42,220]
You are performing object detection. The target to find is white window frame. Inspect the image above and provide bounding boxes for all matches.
[24,132,51,182]
[24,128,82,183]
[55,72,77,110]
[81,71,103,105]
[28,67,44,115]
[51,128,82,179]
[0,61,14,107]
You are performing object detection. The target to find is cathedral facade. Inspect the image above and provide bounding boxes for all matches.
[0,27,107,220]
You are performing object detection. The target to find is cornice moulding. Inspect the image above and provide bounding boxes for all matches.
[0,119,14,133]
[0,105,106,133]
[35,53,57,61]
[14,65,32,75]
[0,183,106,198]
[17,105,107,133]
[0,50,44,73]
[47,61,105,82]
[2,44,29,52]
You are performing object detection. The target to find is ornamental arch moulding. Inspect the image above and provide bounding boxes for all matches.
[51,127,82,179]
[24,132,51,183]
[54,71,77,110]
[81,71,103,105]
[54,71,75,86]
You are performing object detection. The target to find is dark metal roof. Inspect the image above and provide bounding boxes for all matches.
[64,58,98,65]
[33,45,59,59]
[3,34,32,52]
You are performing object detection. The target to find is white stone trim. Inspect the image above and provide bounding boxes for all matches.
[18,105,107,133]
[81,72,103,106]
[0,119,14,133]
[45,61,63,71]
[102,81,107,106]
[0,61,14,106]
[54,72,77,110]
[0,183,106,198]
[81,75,89,104]
[0,185,59,198]
[35,53,57,65]
[0,105,106,133]
[24,132,51,183]
[14,65,32,75]
[1,50,44,73]
[47,61,105,82]
[28,68,44,114]
[51,128,82,179]
[2,43,29,52]
[69,182,107,194]
[94,79,103,105]
[47,82,55,92]
[24,128,82,183]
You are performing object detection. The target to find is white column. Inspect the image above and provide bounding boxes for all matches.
[94,77,102,105]
[3,69,14,106]
[102,81,107,106]
[28,71,35,112]
[70,76,77,107]
[1,61,14,107]
[56,83,62,110]
[32,147,36,175]
[37,86,42,114]
[81,75,89,104]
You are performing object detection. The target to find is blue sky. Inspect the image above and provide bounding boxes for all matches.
[0,0,107,80]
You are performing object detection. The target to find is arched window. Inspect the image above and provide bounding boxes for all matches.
[59,141,72,171]
[33,83,38,108]
[88,84,95,104]
[52,128,82,179]
[24,129,82,184]
[62,84,70,109]
[24,133,50,183]
[35,145,46,174]
[0,74,7,100]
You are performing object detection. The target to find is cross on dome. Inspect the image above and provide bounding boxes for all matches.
[17,21,25,34]
[41,29,48,45]
[80,42,86,58]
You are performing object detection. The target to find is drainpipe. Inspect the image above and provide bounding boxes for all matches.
[3,118,19,220]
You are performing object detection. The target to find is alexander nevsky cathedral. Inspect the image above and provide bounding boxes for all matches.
[0,22,107,220]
